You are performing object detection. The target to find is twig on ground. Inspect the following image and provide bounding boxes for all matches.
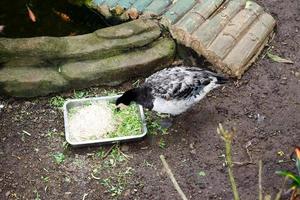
[160,155,188,200]
[217,123,240,200]
[259,160,263,200]
[12,154,21,160]
[82,193,88,200]
[274,177,287,200]
[264,195,271,200]
[117,146,133,159]
[233,141,254,166]
[91,173,101,180]
[102,144,116,159]
[22,130,31,136]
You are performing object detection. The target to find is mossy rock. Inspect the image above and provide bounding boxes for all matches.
[0,19,175,97]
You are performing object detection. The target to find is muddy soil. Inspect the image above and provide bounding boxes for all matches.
[1,0,300,199]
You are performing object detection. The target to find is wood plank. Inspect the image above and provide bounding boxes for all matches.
[174,0,225,34]
[192,0,246,47]
[93,0,106,6]
[105,0,119,7]
[143,0,172,15]
[117,0,136,9]
[132,0,153,12]
[208,1,264,59]
[163,0,197,24]
[223,13,275,76]
[193,0,226,19]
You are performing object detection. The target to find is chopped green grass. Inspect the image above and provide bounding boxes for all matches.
[53,152,65,164]
[158,138,166,149]
[41,176,50,183]
[73,90,89,99]
[100,167,134,197]
[96,147,105,159]
[68,107,79,117]
[107,103,142,138]
[49,96,65,108]
[34,189,41,200]
[198,171,206,177]
[145,111,168,135]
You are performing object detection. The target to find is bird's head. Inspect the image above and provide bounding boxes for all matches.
[115,88,139,110]
[201,73,229,95]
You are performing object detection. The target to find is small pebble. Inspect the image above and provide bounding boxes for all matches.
[189,143,195,149]
[5,191,10,197]
[257,114,266,123]
[124,189,131,197]
[198,182,206,189]
[280,80,287,85]
[121,144,129,152]
[190,149,196,154]
[159,119,173,129]
[24,101,31,106]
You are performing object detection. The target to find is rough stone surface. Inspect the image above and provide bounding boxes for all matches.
[94,0,276,78]
[0,67,68,97]
[0,19,161,61]
[0,19,175,97]
[61,37,175,87]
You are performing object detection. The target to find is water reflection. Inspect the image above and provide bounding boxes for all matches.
[0,0,109,38]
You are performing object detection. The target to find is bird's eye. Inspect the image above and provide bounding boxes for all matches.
[203,80,210,85]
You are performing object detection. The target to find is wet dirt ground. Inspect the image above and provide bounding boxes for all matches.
[1,0,300,199]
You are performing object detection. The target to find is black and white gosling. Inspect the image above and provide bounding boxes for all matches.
[116,66,228,116]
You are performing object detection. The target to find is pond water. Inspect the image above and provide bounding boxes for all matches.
[0,0,110,38]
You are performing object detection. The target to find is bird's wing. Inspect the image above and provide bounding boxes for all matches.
[145,67,215,100]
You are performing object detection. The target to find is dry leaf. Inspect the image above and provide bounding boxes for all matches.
[114,5,124,15]
[264,194,271,200]
[127,8,139,19]
[267,52,294,64]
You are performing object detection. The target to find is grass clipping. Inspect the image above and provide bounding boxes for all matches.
[68,101,142,142]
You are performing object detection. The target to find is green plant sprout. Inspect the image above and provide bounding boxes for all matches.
[276,147,300,200]
[49,96,65,108]
[53,152,65,164]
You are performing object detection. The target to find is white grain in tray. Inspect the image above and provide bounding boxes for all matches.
[68,102,116,141]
